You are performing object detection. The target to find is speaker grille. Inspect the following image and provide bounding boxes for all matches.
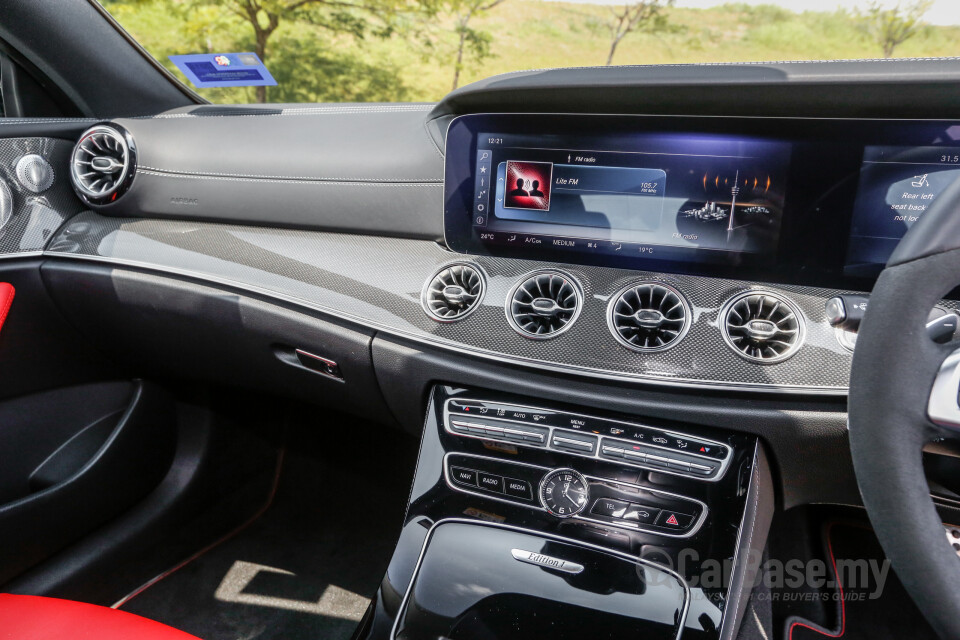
[15,155,54,193]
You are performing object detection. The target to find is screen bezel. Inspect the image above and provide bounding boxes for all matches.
[444,113,960,292]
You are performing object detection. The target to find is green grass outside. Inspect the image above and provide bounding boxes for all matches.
[102,1,960,103]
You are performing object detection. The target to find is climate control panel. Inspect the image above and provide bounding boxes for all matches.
[444,398,731,481]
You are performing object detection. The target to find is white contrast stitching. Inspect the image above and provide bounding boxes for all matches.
[138,169,442,186]
[0,118,97,124]
[137,165,441,183]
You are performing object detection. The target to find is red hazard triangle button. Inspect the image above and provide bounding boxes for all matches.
[657,511,691,528]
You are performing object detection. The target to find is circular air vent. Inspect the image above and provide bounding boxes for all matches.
[607,282,691,352]
[720,291,805,363]
[70,124,136,204]
[506,270,583,339]
[421,263,486,322]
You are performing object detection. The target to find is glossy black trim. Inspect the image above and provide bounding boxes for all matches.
[360,385,761,640]
[442,452,710,538]
[390,518,691,640]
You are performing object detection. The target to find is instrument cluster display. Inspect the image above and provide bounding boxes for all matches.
[847,143,960,277]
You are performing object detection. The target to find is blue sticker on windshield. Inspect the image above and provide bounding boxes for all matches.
[169,53,277,88]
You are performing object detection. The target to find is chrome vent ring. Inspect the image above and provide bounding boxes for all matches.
[721,291,805,363]
[70,124,136,204]
[506,270,583,339]
[421,263,486,322]
[608,282,691,352]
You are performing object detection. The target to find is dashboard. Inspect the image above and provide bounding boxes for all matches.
[17,77,960,397]
[445,114,960,290]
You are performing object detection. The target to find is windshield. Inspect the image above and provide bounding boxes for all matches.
[97,0,958,103]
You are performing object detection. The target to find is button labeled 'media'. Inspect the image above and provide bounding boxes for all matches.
[504,477,532,500]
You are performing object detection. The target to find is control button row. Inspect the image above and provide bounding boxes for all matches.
[601,440,718,476]
[449,400,554,426]
[450,466,533,500]
[449,418,547,444]
[590,498,695,531]
[447,399,728,461]
[550,431,598,454]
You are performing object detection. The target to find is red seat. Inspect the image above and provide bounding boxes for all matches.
[0,594,200,640]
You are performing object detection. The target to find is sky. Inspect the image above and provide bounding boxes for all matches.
[553,0,960,25]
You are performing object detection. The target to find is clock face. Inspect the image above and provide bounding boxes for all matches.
[539,468,589,518]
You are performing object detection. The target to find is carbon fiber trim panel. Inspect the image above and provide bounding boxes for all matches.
[46,212,867,393]
[0,139,82,257]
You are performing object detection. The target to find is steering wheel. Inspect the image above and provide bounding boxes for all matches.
[850,177,960,639]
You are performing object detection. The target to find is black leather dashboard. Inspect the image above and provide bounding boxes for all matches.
[95,104,445,239]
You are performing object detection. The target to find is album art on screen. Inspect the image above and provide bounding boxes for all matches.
[504,161,553,211]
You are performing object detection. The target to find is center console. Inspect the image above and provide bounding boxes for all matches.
[358,386,773,640]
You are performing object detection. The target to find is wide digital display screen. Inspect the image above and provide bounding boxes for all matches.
[445,114,960,290]
[469,132,792,265]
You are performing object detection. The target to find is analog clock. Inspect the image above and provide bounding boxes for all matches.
[539,468,589,517]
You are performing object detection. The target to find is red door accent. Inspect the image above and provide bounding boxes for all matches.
[0,283,13,333]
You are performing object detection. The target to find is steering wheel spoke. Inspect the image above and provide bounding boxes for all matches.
[928,347,960,433]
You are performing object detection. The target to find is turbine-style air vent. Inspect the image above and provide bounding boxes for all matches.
[608,282,691,352]
[421,263,486,322]
[721,291,805,363]
[506,270,582,339]
[70,125,136,204]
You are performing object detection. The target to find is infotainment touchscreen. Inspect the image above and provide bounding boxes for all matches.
[464,132,791,265]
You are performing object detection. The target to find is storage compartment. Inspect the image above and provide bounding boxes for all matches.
[41,262,396,425]
[0,380,176,584]
[393,521,687,640]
